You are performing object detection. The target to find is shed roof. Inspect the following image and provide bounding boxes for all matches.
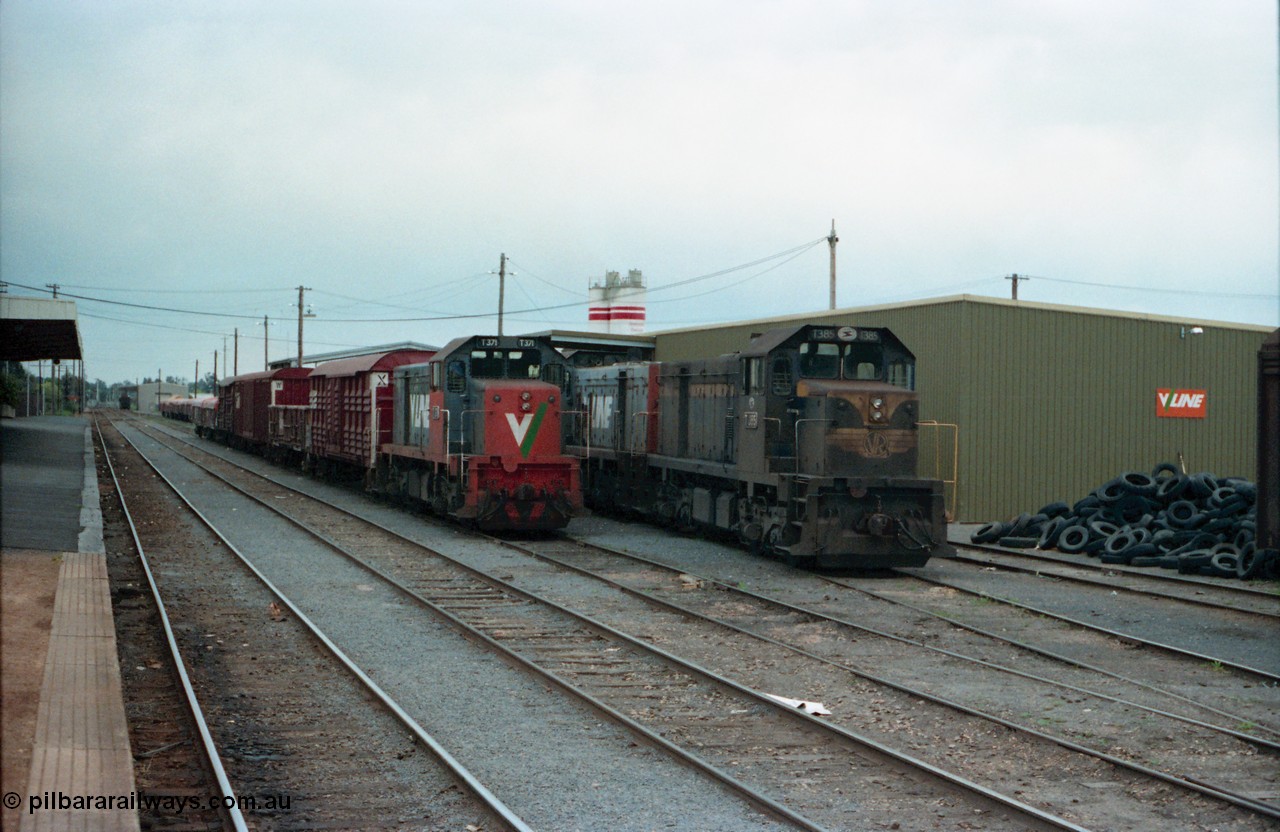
[652,294,1276,339]
[0,296,83,361]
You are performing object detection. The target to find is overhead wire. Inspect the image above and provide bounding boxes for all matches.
[4,280,266,320]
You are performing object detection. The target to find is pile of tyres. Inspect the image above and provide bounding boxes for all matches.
[970,463,1278,581]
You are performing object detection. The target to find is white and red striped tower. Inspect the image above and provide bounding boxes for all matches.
[587,269,647,334]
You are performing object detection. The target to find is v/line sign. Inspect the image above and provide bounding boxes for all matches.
[1156,388,1207,419]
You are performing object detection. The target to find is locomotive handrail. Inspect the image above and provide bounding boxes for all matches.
[793,418,830,471]
[630,411,654,456]
[917,420,959,521]
[761,417,792,458]
[459,408,485,491]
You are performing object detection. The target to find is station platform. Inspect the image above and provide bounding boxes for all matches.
[1,416,139,832]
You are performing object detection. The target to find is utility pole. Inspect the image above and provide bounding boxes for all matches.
[1006,273,1028,300]
[827,220,839,310]
[262,316,270,370]
[213,350,218,389]
[46,283,60,298]
[494,254,508,336]
[194,360,199,396]
[234,328,239,375]
[296,285,314,368]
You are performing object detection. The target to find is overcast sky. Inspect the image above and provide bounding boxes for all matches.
[2,1,1277,384]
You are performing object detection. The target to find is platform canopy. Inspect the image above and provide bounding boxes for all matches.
[0,295,84,361]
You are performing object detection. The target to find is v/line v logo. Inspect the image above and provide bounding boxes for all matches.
[505,402,549,457]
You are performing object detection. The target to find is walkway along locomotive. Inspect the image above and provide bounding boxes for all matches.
[376,335,582,531]
[566,324,952,568]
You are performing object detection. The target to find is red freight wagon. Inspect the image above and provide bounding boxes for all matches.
[307,349,435,479]
[193,397,219,437]
[214,368,313,450]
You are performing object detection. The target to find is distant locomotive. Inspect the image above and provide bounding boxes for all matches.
[567,324,952,568]
[377,335,582,531]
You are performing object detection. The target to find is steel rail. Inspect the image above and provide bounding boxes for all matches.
[106,419,534,832]
[519,532,1280,749]
[501,536,1280,820]
[132,418,1280,822]
[892,569,1280,684]
[94,418,250,832]
[133,417,1280,737]
[946,535,1280,601]
[942,542,1280,617]
[513,536,1280,757]
[128,422,1088,832]
[119,420,827,832]
[819,574,1280,740]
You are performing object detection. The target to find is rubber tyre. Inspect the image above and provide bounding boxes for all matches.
[970,522,1007,544]
[1057,525,1090,553]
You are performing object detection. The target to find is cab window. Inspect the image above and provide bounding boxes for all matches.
[887,359,915,390]
[798,343,840,379]
[770,357,793,395]
[446,360,467,392]
[471,350,504,378]
[507,349,541,379]
[842,343,883,380]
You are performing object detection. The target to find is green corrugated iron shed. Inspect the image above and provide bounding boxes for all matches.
[650,295,1274,522]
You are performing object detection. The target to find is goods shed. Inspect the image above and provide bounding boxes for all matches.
[651,295,1274,522]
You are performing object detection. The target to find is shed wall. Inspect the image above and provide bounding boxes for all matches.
[651,297,1269,521]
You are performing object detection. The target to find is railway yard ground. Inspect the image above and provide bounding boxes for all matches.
[3,412,1278,832]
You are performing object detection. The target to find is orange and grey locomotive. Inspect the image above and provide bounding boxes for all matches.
[567,324,951,568]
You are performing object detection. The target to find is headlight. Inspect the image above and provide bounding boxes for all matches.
[872,410,884,421]
[521,391,532,401]
[872,397,883,408]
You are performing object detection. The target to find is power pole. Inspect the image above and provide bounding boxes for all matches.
[233,328,239,375]
[194,360,199,396]
[495,254,508,336]
[827,220,839,310]
[213,350,218,389]
[46,282,60,298]
[262,316,270,370]
[296,285,313,368]
[1006,273,1028,300]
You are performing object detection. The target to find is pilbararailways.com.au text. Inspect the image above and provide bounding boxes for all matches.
[10,790,290,814]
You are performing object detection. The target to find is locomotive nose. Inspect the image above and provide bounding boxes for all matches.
[866,512,895,536]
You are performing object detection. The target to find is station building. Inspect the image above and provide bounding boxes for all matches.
[646,295,1275,522]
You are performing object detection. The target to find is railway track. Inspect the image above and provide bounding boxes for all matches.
[109,416,821,831]
[99,416,532,832]
[880,556,1278,682]
[123,416,1089,831]
[129,415,1280,830]
[500,538,1280,819]
[96,420,247,832]
[945,538,1279,618]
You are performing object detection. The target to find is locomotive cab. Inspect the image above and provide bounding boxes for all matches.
[383,335,580,531]
[738,325,918,478]
[735,325,946,566]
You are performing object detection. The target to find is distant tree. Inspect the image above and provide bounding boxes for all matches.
[0,372,21,410]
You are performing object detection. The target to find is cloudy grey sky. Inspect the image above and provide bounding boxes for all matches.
[2,1,1277,384]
